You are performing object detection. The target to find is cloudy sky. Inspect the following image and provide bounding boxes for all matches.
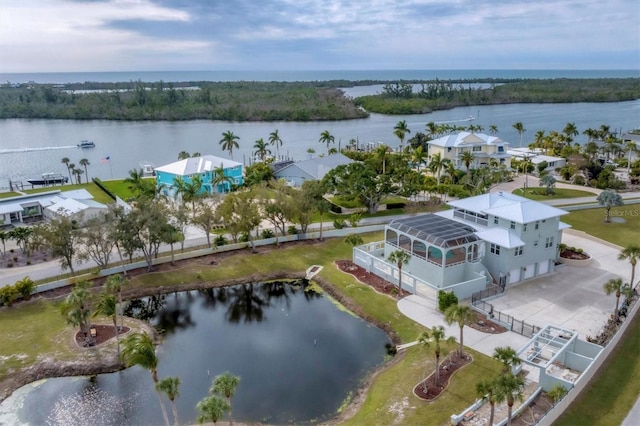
[1,0,638,73]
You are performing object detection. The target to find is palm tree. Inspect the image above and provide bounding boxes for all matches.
[597,189,624,223]
[197,395,229,425]
[61,157,72,182]
[220,130,240,160]
[410,146,428,171]
[603,278,633,321]
[74,168,83,184]
[493,346,521,374]
[173,175,203,217]
[388,249,411,291]
[67,162,76,183]
[253,138,271,162]
[79,158,90,182]
[60,280,93,347]
[156,376,181,426]
[563,122,579,143]
[540,174,556,195]
[319,130,335,154]
[177,151,191,160]
[121,332,171,426]
[418,325,453,388]
[105,274,127,329]
[212,372,240,426]
[444,304,475,358]
[460,151,475,172]
[211,163,234,193]
[624,140,638,175]
[618,245,640,289]
[268,129,283,160]
[512,122,526,147]
[476,378,498,426]
[93,292,119,356]
[393,120,411,151]
[495,373,525,426]
[489,125,498,135]
[345,234,364,248]
[428,152,445,183]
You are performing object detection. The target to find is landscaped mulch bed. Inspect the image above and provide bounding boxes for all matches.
[413,351,472,400]
[335,259,409,299]
[74,324,131,347]
[0,248,53,268]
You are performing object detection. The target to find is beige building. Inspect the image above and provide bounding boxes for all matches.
[428,131,512,170]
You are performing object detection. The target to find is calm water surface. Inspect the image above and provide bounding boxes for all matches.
[0,281,390,425]
[0,100,638,188]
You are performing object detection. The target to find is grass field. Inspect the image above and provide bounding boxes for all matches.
[23,182,114,204]
[562,206,640,248]
[512,187,597,200]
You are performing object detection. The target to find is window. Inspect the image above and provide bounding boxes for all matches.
[523,223,528,232]
[545,236,554,248]
[510,221,516,230]
[490,244,500,255]
[498,146,504,152]
[515,247,523,256]
[494,216,499,224]
[473,146,482,152]
[534,240,539,247]
[535,221,540,230]
[447,147,452,152]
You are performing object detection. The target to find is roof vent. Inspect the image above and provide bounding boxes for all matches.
[498,191,503,196]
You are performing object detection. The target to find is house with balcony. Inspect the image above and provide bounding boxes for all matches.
[427,132,512,170]
[155,155,243,199]
[353,192,569,300]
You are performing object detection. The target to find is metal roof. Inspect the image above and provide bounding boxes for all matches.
[388,214,479,248]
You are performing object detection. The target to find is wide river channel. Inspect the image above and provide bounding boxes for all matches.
[0,281,391,425]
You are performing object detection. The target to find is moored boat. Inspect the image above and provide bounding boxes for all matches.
[139,161,156,176]
[26,173,68,186]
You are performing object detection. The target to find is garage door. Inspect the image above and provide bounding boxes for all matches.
[524,263,536,279]
[538,260,549,275]
[509,268,521,284]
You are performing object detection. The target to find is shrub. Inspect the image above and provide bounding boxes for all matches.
[333,218,346,229]
[287,225,298,235]
[214,235,227,247]
[0,285,19,307]
[240,233,250,242]
[14,276,36,300]
[573,174,585,186]
[261,229,275,239]
[438,290,458,312]
[348,212,362,227]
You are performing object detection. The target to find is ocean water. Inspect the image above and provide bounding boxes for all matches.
[1,69,638,84]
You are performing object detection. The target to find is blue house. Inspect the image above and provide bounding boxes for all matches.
[155,155,243,199]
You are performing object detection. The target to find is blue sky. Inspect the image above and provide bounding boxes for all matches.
[1,0,638,72]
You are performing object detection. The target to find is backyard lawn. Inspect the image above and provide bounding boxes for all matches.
[562,206,640,248]
[512,187,597,200]
[23,182,114,204]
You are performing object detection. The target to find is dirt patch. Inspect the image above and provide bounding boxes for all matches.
[0,248,53,268]
[466,310,508,334]
[512,392,554,425]
[413,351,472,401]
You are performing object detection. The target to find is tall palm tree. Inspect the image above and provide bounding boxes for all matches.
[563,122,579,143]
[156,376,181,426]
[177,151,191,160]
[60,280,93,346]
[393,120,411,151]
[253,138,271,162]
[74,168,83,184]
[173,175,203,217]
[220,131,240,160]
[79,158,90,182]
[493,346,521,374]
[460,151,475,172]
[618,244,640,289]
[105,274,127,329]
[624,140,638,175]
[512,122,526,147]
[428,152,445,183]
[444,304,475,357]
[495,373,525,426]
[388,249,411,291]
[476,377,498,426]
[489,125,498,135]
[67,162,76,183]
[418,325,453,388]
[603,278,633,321]
[212,372,240,426]
[425,121,439,139]
[268,129,283,160]
[61,157,72,182]
[319,130,335,154]
[211,163,235,193]
[197,395,229,425]
[121,332,171,426]
[92,292,119,356]
[410,146,428,171]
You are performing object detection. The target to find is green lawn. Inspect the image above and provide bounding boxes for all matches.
[512,187,597,200]
[98,178,139,201]
[0,232,501,424]
[0,192,21,199]
[562,206,640,248]
[23,182,114,204]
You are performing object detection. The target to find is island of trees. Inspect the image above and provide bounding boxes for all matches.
[0,78,637,121]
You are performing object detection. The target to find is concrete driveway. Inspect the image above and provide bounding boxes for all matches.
[487,230,629,340]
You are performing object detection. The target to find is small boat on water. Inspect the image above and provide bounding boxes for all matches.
[27,173,68,186]
[78,140,95,148]
[139,161,156,176]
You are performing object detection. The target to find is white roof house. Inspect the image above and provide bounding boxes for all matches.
[272,153,353,187]
[154,155,242,176]
[428,132,506,148]
[427,132,512,170]
[508,148,567,172]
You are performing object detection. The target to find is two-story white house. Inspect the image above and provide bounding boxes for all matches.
[428,132,512,170]
[353,192,569,299]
